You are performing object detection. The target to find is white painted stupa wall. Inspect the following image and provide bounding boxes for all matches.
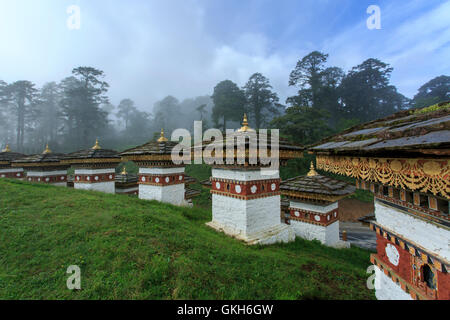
[375,200,450,261]
[374,265,413,300]
[325,221,340,245]
[289,200,340,246]
[74,168,115,175]
[139,183,185,205]
[26,170,67,186]
[73,168,115,194]
[212,194,282,236]
[52,182,68,187]
[138,167,186,205]
[0,168,24,174]
[140,167,185,175]
[212,168,279,181]
[208,168,294,244]
[26,170,67,177]
[290,220,339,245]
[0,167,24,179]
[75,181,115,193]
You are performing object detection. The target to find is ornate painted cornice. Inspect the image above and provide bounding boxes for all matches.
[316,155,449,199]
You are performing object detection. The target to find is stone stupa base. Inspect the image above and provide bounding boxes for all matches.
[206,221,295,245]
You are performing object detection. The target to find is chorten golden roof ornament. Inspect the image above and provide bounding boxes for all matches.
[237,113,255,132]
[43,143,52,154]
[157,128,168,142]
[92,139,101,150]
[2,144,11,152]
[307,162,318,177]
[121,166,127,175]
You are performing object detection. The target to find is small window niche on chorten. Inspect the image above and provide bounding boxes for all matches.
[280,162,355,248]
[12,144,69,186]
[194,114,304,245]
[120,129,189,206]
[63,139,121,194]
[0,144,26,179]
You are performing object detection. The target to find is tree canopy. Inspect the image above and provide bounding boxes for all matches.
[243,73,283,129]
[211,80,246,130]
[412,75,450,108]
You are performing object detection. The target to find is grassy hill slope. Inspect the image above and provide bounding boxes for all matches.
[0,179,375,300]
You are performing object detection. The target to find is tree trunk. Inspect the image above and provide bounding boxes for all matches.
[255,107,261,129]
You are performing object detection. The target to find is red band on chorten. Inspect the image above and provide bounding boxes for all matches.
[138,173,185,186]
[74,173,115,183]
[210,177,280,200]
[27,175,67,183]
[0,171,24,179]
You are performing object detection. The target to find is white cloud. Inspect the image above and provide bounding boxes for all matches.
[322,0,450,98]
[0,0,448,113]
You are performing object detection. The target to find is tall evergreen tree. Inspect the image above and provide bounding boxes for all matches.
[60,67,109,149]
[117,99,137,131]
[0,80,14,147]
[339,58,409,122]
[36,82,61,145]
[270,105,331,145]
[413,75,450,108]
[243,73,283,129]
[5,80,39,151]
[316,67,345,127]
[211,80,246,130]
[287,51,329,108]
[153,95,181,133]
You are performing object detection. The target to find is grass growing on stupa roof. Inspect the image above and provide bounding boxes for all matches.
[0,179,375,300]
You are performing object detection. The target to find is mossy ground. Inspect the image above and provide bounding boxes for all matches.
[0,179,375,299]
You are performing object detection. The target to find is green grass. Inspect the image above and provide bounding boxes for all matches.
[0,179,375,300]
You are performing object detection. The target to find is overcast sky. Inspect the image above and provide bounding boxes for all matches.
[1,0,449,112]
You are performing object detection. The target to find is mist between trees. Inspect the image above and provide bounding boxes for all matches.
[1,51,448,154]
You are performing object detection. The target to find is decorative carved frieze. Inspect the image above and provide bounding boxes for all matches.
[316,155,449,199]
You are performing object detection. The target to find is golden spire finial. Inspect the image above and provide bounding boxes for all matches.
[307,162,318,177]
[157,128,168,142]
[243,113,249,126]
[92,139,101,150]
[43,143,51,154]
[121,166,127,175]
[2,144,11,152]
[237,113,255,132]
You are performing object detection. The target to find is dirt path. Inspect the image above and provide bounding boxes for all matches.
[338,198,374,222]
